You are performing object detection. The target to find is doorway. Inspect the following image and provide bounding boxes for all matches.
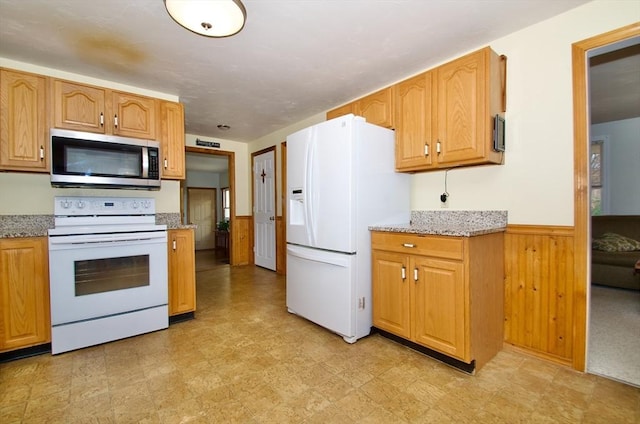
[572,23,640,381]
[184,146,235,268]
[252,147,276,271]
[585,37,640,386]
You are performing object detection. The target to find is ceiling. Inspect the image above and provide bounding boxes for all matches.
[1,0,600,144]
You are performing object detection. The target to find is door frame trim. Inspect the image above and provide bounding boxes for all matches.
[251,146,277,269]
[185,146,236,264]
[571,22,640,371]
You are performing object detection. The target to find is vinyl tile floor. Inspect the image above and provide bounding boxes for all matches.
[1,261,639,423]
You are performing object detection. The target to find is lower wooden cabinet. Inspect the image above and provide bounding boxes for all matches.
[372,231,504,370]
[0,237,50,352]
[168,229,196,316]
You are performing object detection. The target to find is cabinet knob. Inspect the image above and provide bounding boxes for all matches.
[164,158,168,169]
[100,112,104,126]
[424,144,429,157]
[414,268,418,282]
[114,114,118,128]
[39,146,44,160]
[401,266,406,281]
[402,243,415,248]
[172,239,177,250]
[436,140,441,154]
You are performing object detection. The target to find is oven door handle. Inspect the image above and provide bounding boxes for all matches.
[49,232,167,246]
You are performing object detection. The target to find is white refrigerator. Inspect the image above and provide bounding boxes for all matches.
[286,114,410,343]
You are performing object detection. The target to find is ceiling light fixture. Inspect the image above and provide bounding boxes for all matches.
[164,0,246,38]
[217,124,231,130]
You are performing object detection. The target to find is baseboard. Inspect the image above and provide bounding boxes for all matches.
[372,327,475,374]
[0,343,51,363]
[169,311,195,324]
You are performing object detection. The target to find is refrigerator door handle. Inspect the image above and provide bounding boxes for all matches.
[287,245,350,268]
[305,132,317,245]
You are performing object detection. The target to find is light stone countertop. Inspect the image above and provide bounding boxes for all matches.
[0,213,194,239]
[369,210,507,237]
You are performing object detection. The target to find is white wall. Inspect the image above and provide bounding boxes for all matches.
[248,0,640,226]
[591,117,640,214]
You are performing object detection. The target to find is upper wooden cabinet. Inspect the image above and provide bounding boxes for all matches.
[53,79,106,133]
[394,71,435,170]
[326,86,395,129]
[326,103,354,121]
[111,91,157,139]
[159,100,185,179]
[396,47,505,172]
[53,79,157,140]
[327,47,506,173]
[434,47,504,168]
[0,237,51,352]
[0,69,50,172]
[356,87,395,129]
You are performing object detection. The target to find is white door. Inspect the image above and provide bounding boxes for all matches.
[188,188,216,250]
[253,150,276,270]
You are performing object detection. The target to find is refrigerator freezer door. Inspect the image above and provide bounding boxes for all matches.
[287,117,356,253]
[286,244,357,341]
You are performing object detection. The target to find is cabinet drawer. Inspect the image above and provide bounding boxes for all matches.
[371,231,463,260]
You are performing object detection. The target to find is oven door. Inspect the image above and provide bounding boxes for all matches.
[48,231,168,326]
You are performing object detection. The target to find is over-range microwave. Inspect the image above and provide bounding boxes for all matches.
[50,129,161,190]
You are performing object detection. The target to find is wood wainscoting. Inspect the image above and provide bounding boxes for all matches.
[231,215,253,266]
[504,224,576,366]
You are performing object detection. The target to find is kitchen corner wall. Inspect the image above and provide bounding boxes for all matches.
[247,0,639,227]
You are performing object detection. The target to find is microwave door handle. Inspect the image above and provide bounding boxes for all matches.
[141,147,149,178]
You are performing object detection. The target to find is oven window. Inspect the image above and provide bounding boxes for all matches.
[74,255,150,296]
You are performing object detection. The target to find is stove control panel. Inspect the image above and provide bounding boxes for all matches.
[54,196,156,216]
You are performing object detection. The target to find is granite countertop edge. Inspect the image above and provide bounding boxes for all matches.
[368,224,506,237]
[0,213,194,239]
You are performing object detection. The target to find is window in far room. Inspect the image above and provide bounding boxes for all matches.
[590,139,604,215]
[222,187,231,221]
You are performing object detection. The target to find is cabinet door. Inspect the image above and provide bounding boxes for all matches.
[394,71,435,171]
[168,229,196,316]
[435,48,487,165]
[159,100,185,179]
[0,237,50,351]
[412,256,467,360]
[372,250,411,338]
[356,87,394,129]
[0,69,49,172]
[53,79,107,133]
[326,103,354,121]
[111,91,157,139]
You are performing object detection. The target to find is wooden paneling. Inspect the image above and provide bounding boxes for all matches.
[504,224,575,365]
[231,215,252,266]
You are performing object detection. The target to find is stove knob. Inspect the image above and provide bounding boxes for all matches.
[131,201,139,209]
[76,200,86,209]
[143,200,151,209]
[61,200,71,209]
